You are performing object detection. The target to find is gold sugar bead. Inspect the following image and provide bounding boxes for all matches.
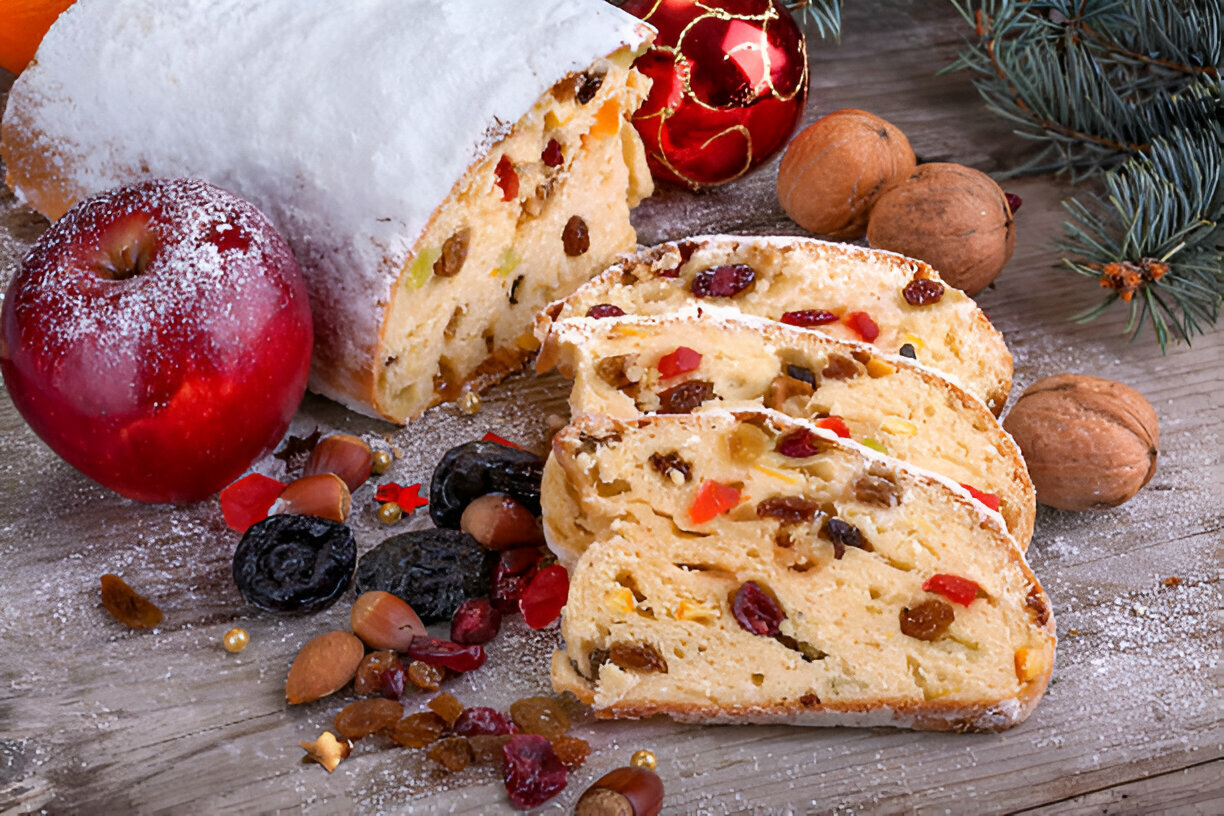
[223,627,250,653]
[629,749,657,770]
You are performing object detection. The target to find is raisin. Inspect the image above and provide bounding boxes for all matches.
[691,264,755,298]
[542,138,564,167]
[562,216,590,256]
[504,734,568,809]
[854,469,902,507]
[433,228,470,278]
[354,529,493,623]
[427,691,465,726]
[508,274,524,305]
[595,355,636,390]
[756,496,819,523]
[470,734,513,767]
[391,711,446,748]
[822,354,859,380]
[786,364,818,387]
[430,441,544,528]
[899,343,917,359]
[454,706,517,737]
[509,696,571,740]
[409,637,487,674]
[732,582,785,637]
[903,278,945,306]
[451,598,503,645]
[780,309,838,327]
[428,736,475,772]
[822,517,868,559]
[900,599,955,640]
[799,693,821,707]
[586,303,626,319]
[764,374,814,410]
[407,660,443,692]
[776,635,827,662]
[576,72,604,104]
[232,515,355,614]
[608,642,668,674]
[380,665,407,699]
[99,574,163,629]
[334,698,404,740]
[1026,587,1051,627]
[354,651,403,697]
[649,451,692,484]
[776,428,826,458]
[657,380,715,413]
[551,736,591,770]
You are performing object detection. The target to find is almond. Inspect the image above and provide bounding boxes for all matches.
[286,630,365,704]
[350,590,427,652]
[303,434,373,492]
[269,472,351,522]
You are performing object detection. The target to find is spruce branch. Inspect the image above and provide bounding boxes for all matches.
[1059,123,1223,348]
[784,0,842,42]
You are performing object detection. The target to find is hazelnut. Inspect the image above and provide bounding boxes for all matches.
[269,472,352,522]
[777,109,916,239]
[285,630,364,704]
[459,493,544,550]
[350,590,427,651]
[1002,374,1159,511]
[303,433,373,492]
[574,765,664,816]
[866,162,1015,295]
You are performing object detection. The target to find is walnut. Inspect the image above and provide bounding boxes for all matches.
[866,162,1015,295]
[777,109,916,240]
[1002,374,1159,511]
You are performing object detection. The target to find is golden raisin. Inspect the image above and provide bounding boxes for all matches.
[899,599,954,640]
[407,660,443,691]
[469,734,513,767]
[433,228,471,278]
[354,651,403,697]
[427,736,474,772]
[563,216,591,256]
[552,736,590,769]
[100,573,163,629]
[509,696,571,740]
[428,692,464,726]
[391,711,446,748]
[334,698,404,740]
[608,642,668,674]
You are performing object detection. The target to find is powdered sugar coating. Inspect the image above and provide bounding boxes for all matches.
[4,0,653,412]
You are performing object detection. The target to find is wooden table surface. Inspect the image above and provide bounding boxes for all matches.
[1,3,1220,814]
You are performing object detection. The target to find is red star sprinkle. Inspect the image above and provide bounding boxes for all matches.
[374,482,428,513]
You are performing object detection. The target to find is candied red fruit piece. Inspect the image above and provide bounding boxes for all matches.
[733,581,785,636]
[844,311,880,342]
[219,473,286,533]
[503,734,567,809]
[691,264,755,298]
[780,309,838,327]
[452,598,503,645]
[509,696,571,740]
[903,278,945,306]
[454,706,517,737]
[334,698,404,740]
[777,429,825,458]
[408,636,487,673]
[816,416,851,438]
[495,155,519,201]
[519,564,569,629]
[688,479,741,525]
[923,573,980,606]
[586,303,626,319]
[657,346,702,378]
[959,482,1001,512]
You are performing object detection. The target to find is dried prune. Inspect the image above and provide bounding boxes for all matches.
[232,514,355,614]
[430,441,544,528]
[503,734,568,809]
[354,529,493,623]
[691,264,755,298]
[732,582,785,636]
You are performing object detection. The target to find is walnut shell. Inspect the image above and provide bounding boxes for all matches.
[866,162,1015,295]
[1002,374,1159,511]
[777,109,916,240]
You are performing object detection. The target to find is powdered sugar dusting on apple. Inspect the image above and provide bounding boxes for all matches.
[4,0,653,417]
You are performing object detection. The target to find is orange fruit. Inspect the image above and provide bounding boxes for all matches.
[0,0,76,75]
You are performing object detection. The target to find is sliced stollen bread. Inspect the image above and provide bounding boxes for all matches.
[547,410,1055,732]
[537,312,1035,547]
[536,235,1014,415]
[2,0,655,422]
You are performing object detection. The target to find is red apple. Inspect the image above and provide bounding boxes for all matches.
[0,178,313,503]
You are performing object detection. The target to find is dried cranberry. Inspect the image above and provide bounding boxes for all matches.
[691,264,755,298]
[492,547,543,612]
[732,582,785,637]
[902,278,945,306]
[495,155,519,201]
[657,380,715,413]
[1005,192,1023,213]
[776,428,825,458]
[657,346,702,378]
[503,734,567,808]
[451,598,503,644]
[780,309,838,327]
[453,707,517,737]
[379,665,407,699]
[406,636,487,673]
[542,138,563,167]
[519,564,569,629]
[586,303,626,319]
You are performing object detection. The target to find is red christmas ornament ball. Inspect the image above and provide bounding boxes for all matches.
[623,0,808,189]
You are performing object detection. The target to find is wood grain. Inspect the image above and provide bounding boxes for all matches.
[0,2,1220,814]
